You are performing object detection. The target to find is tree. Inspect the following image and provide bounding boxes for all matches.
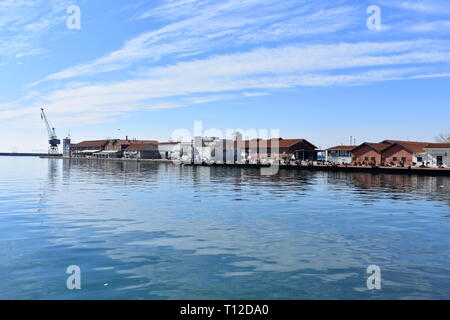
[436,133,450,142]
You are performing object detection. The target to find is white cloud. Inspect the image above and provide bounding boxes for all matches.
[146,40,450,78]
[4,0,450,136]
[407,20,450,32]
[0,0,70,64]
[4,39,450,128]
[393,1,450,14]
[187,94,238,104]
[14,48,46,58]
[242,92,270,97]
[34,0,358,84]
[143,102,185,110]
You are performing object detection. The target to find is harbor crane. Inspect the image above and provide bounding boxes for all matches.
[40,108,60,154]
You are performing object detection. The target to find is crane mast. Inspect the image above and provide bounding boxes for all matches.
[40,108,60,154]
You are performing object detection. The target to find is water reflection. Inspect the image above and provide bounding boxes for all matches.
[0,157,449,299]
[322,171,450,206]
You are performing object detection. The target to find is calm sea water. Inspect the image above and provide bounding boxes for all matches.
[0,156,449,299]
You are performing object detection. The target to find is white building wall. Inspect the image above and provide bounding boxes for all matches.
[412,153,427,166]
[180,142,193,161]
[424,148,450,167]
[193,137,243,163]
[158,143,182,159]
[325,150,352,164]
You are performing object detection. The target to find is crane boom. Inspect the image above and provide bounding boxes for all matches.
[40,107,60,154]
[40,108,55,138]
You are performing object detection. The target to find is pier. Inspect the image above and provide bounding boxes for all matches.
[0,152,62,157]
[42,156,450,176]
[185,162,450,176]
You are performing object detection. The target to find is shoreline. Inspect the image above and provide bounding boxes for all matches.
[0,152,61,157]
[36,156,450,176]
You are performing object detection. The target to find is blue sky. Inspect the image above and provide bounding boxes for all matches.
[1,0,450,152]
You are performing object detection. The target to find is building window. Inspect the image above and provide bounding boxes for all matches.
[417,157,423,162]
[401,157,407,162]
[364,157,369,161]
[371,157,375,161]
[393,157,398,161]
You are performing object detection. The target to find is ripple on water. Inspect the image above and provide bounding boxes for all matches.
[0,157,449,299]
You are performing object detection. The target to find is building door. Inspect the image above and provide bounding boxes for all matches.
[437,156,443,166]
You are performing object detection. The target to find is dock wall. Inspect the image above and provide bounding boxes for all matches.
[38,156,450,177]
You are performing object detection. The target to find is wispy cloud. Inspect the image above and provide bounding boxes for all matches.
[407,20,450,32]
[3,0,450,134]
[187,94,239,104]
[389,0,450,14]
[0,0,70,64]
[4,38,450,126]
[146,40,450,78]
[242,92,270,97]
[34,0,358,84]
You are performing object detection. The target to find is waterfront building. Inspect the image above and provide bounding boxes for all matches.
[123,142,159,159]
[275,138,318,160]
[69,136,449,168]
[158,142,183,160]
[177,137,318,164]
[192,136,223,163]
[351,140,431,166]
[71,139,157,158]
[71,140,109,157]
[63,137,71,158]
[424,143,450,167]
[380,140,429,166]
[101,139,158,158]
[233,138,317,162]
[350,142,390,164]
[325,145,354,164]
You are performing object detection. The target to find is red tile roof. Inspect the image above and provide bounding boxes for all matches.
[125,142,157,151]
[382,140,428,145]
[117,139,158,145]
[425,143,450,148]
[278,138,317,149]
[364,142,391,152]
[73,139,158,149]
[383,141,430,153]
[326,145,355,151]
[73,140,109,148]
[232,138,317,149]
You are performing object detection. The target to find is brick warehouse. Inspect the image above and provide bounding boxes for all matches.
[380,140,429,166]
[351,140,431,166]
[351,142,390,164]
